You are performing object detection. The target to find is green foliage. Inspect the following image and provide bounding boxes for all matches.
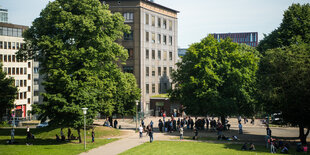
[0,64,17,121]
[258,43,310,143]
[170,35,260,117]
[17,0,140,130]
[257,3,310,52]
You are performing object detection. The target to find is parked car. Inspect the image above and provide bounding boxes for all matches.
[36,122,48,128]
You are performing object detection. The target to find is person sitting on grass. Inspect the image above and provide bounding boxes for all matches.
[249,143,256,151]
[281,145,288,154]
[241,142,248,150]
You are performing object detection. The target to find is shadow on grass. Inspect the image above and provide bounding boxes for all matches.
[0,127,59,137]
[0,138,77,146]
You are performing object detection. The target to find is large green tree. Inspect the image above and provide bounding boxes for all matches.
[257,3,310,52]
[258,43,310,145]
[0,64,17,121]
[170,35,260,123]
[17,0,139,142]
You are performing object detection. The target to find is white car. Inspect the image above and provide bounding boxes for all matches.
[36,122,48,128]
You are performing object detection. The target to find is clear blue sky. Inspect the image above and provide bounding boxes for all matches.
[0,0,309,48]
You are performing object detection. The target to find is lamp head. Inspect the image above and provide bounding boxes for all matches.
[135,100,139,106]
[82,108,88,115]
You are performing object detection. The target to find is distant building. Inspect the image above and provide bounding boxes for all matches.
[212,32,258,47]
[178,48,187,57]
[0,22,32,119]
[0,7,8,23]
[103,0,179,115]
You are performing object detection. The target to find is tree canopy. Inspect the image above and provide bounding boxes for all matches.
[257,3,310,52]
[0,64,17,121]
[17,0,140,142]
[169,35,260,121]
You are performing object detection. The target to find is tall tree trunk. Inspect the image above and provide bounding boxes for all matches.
[220,116,226,125]
[299,123,309,145]
[77,128,82,143]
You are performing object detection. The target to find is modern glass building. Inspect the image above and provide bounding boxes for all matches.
[0,7,8,23]
[212,32,258,47]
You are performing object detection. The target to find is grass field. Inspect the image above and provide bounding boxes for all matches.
[120,141,308,155]
[0,126,120,155]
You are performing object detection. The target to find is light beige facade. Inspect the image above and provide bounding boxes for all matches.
[104,0,178,114]
[0,22,32,118]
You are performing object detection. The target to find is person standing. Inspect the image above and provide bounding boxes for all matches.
[150,120,153,130]
[179,126,184,140]
[67,128,71,140]
[238,122,243,134]
[139,125,143,138]
[91,129,95,143]
[193,127,198,140]
[206,118,209,130]
[266,126,272,148]
[60,128,65,141]
[163,112,166,122]
[114,119,118,129]
[26,126,30,141]
[158,119,163,132]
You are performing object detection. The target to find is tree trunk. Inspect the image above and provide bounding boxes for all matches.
[77,128,82,143]
[220,116,226,125]
[298,123,309,145]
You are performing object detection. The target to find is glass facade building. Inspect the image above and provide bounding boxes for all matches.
[212,32,258,47]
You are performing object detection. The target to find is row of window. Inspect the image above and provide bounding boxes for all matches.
[16,92,31,104]
[0,41,23,50]
[146,83,170,94]
[146,66,173,77]
[0,54,28,63]
[145,32,173,45]
[145,13,173,31]
[3,67,29,76]
[146,49,173,60]
[15,79,28,87]
[0,27,23,37]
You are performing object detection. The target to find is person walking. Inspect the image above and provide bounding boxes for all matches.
[139,125,143,138]
[179,126,184,140]
[150,120,153,130]
[238,123,243,134]
[148,128,153,143]
[266,126,272,148]
[91,129,95,143]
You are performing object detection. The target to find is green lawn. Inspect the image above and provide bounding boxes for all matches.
[0,126,119,155]
[120,141,307,155]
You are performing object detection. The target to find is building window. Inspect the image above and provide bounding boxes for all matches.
[20,93,23,99]
[28,98,30,104]
[12,68,15,75]
[163,67,167,75]
[16,42,20,49]
[146,31,149,42]
[28,86,31,92]
[24,67,27,74]
[169,36,173,45]
[0,54,2,62]
[152,50,155,59]
[4,55,7,62]
[169,20,172,30]
[151,33,155,43]
[28,62,31,68]
[12,42,15,49]
[8,55,11,62]
[12,55,15,62]
[157,17,161,27]
[34,79,39,85]
[146,84,149,94]
[169,67,173,76]
[15,80,19,87]
[8,68,11,75]
[0,41,2,49]
[145,14,149,25]
[127,49,134,59]
[158,83,161,93]
[151,15,155,26]
[124,31,133,40]
[157,34,161,44]
[163,19,167,29]
[24,92,27,98]
[16,68,19,75]
[163,35,167,45]
[146,67,149,76]
[163,51,167,60]
[146,49,149,59]
[152,84,155,93]
[24,80,27,87]
[169,51,173,60]
[16,92,19,99]
[123,12,133,22]
[28,74,31,80]
[4,41,7,49]
[158,50,161,60]
[123,66,134,73]
[8,42,11,49]
[4,67,7,73]
[158,67,161,76]
[152,67,155,76]
[20,68,23,75]
[20,80,23,87]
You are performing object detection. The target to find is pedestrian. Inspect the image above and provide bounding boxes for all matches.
[11,128,15,143]
[179,126,184,140]
[270,138,277,153]
[60,128,65,141]
[139,125,143,138]
[150,120,153,130]
[266,126,272,148]
[26,126,30,141]
[206,118,209,130]
[91,129,95,143]
[238,122,243,134]
[158,119,163,132]
[193,127,198,140]
[148,128,153,143]
[114,119,118,129]
[163,112,166,122]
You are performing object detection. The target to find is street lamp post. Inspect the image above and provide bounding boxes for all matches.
[135,100,139,131]
[82,108,88,150]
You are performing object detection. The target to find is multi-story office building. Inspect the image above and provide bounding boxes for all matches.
[103,0,178,114]
[0,7,8,23]
[0,22,33,118]
[212,32,258,47]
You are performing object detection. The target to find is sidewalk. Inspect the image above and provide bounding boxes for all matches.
[80,130,147,155]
